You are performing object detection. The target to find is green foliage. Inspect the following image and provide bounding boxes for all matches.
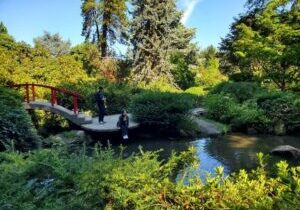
[34,31,71,57]
[139,77,181,93]
[205,82,300,134]
[130,0,195,85]
[0,147,299,209]
[0,87,40,151]
[233,100,270,131]
[0,22,8,34]
[196,45,228,88]
[221,0,300,90]
[170,49,197,90]
[129,91,195,132]
[204,93,238,123]
[257,92,300,133]
[184,86,206,96]
[210,81,267,102]
[30,110,70,138]
[81,0,128,57]
[0,31,90,88]
[59,80,140,115]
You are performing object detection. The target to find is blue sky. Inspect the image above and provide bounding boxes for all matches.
[0,0,247,49]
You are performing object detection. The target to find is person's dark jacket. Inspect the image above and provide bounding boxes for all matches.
[95,91,105,112]
[118,115,129,128]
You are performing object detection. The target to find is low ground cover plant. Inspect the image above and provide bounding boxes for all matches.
[0,147,299,209]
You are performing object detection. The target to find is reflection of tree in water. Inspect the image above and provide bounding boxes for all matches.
[203,134,300,173]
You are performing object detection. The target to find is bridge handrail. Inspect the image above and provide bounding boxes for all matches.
[9,83,83,114]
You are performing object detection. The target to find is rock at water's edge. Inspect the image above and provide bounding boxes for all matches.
[270,145,300,159]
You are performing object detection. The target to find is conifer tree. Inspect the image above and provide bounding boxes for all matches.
[0,22,8,34]
[130,0,195,84]
[81,0,128,58]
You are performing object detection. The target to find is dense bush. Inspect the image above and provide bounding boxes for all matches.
[30,110,70,137]
[210,81,267,103]
[0,87,40,151]
[204,82,300,134]
[232,100,270,131]
[257,92,300,134]
[59,80,140,115]
[204,93,238,123]
[138,77,181,93]
[0,147,299,209]
[129,91,195,132]
[184,86,206,96]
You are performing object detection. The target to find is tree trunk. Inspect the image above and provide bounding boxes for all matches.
[101,23,108,58]
[101,6,109,58]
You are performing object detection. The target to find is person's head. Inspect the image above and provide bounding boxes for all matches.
[122,109,127,115]
[98,86,103,92]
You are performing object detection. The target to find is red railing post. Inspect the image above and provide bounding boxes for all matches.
[53,90,57,105]
[73,96,78,114]
[51,89,57,106]
[25,83,29,103]
[9,83,82,113]
[31,84,35,101]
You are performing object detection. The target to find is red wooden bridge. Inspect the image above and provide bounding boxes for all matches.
[9,83,139,132]
[10,83,81,114]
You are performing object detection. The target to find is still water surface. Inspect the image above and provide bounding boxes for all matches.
[117,133,300,177]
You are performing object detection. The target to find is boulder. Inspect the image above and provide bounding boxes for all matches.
[270,145,300,159]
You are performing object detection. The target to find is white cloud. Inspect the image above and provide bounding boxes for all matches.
[180,0,201,25]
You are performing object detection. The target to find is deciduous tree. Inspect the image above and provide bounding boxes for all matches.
[34,31,71,57]
[234,0,300,90]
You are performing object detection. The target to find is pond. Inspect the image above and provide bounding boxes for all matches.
[110,132,300,178]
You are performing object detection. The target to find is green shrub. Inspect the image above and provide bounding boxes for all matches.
[203,93,238,123]
[210,81,267,103]
[257,92,300,134]
[59,80,140,115]
[184,86,206,96]
[0,87,40,151]
[129,91,194,131]
[231,100,270,131]
[205,82,300,134]
[0,148,299,209]
[30,110,70,137]
[139,77,181,93]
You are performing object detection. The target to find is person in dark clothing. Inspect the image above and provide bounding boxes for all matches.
[95,86,106,124]
[117,110,129,139]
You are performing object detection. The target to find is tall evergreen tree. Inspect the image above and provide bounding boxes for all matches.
[245,0,268,11]
[81,0,128,58]
[130,0,195,84]
[0,22,8,34]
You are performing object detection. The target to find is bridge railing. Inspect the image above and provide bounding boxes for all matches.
[9,83,82,114]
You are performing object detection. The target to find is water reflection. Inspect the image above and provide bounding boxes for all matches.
[203,133,300,174]
[117,132,299,177]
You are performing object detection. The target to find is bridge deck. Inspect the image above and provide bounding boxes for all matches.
[81,114,139,132]
[24,101,140,132]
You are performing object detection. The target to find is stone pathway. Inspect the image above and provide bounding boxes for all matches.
[193,117,221,137]
[190,107,222,136]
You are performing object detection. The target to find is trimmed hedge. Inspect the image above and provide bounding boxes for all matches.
[210,81,267,102]
[129,91,195,131]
